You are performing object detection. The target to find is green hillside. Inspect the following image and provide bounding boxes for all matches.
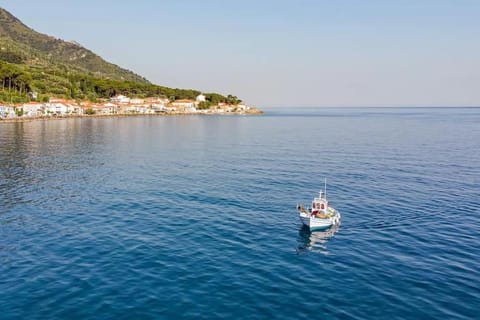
[0,7,239,105]
[0,8,148,83]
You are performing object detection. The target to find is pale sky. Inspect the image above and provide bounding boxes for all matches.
[2,0,480,107]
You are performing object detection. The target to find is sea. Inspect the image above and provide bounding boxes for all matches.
[1,107,479,319]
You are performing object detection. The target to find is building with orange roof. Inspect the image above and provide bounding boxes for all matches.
[21,102,45,117]
[171,99,196,112]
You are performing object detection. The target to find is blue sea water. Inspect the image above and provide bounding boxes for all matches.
[0,108,479,319]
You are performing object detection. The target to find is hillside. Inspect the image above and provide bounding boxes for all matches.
[0,7,240,105]
[0,7,148,83]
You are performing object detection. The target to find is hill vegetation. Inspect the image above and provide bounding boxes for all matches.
[0,7,240,105]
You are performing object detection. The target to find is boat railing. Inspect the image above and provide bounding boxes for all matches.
[297,204,312,214]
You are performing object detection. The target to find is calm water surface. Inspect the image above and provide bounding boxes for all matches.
[1,108,479,319]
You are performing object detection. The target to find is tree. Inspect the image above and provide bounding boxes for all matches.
[197,101,210,110]
[227,94,242,105]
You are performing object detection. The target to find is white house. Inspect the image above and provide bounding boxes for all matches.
[45,103,68,115]
[101,103,118,114]
[22,102,44,117]
[172,99,195,108]
[145,97,170,104]
[0,105,15,118]
[87,105,108,115]
[130,98,145,104]
[72,105,84,115]
[196,94,206,102]
[110,95,130,104]
[125,105,140,113]
[127,105,154,114]
[66,104,77,114]
[171,99,196,113]
[165,105,177,112]
[145,107,155,114]
[152,103,167,112]
[28,91,38,100]
[139,106,153,114]
[99,106,114,114]
[236,104,249,111]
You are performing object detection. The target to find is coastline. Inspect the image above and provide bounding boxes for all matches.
[0,110,264,123]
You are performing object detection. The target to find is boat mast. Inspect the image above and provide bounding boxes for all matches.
[324,178,327,199]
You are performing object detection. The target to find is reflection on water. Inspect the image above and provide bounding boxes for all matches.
[296,223,340,255]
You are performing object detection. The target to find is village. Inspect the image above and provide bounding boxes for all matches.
[0,94,262,120]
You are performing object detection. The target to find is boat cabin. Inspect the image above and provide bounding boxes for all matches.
[312,190,328,214]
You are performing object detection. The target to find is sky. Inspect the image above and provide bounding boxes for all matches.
[2,0,479,107]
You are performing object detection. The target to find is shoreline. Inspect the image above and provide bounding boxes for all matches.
[0,110,264,123]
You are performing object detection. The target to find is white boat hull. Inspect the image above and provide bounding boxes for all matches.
[298,208,341,230]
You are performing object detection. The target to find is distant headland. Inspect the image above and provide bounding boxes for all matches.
[0,7,261,121]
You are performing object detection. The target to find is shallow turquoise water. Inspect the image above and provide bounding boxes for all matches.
[1,108,479,319]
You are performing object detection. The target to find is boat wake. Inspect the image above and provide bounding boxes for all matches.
[345,208,431,232]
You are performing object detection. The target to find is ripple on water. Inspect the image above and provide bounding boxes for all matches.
[1,109,480,319]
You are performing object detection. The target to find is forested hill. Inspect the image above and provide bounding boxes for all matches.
[0,7,240,105]
[0,7,148,83]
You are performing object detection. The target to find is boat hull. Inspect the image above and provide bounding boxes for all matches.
[298,208,341,231]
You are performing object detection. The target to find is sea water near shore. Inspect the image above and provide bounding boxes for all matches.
[1,107,479,319]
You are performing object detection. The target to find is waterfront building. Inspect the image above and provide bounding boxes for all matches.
[171,99,196,113]
[196,94,206,102]
[0,105,15,118]
[44,103,68,115]
[110,95,130,104]
[22,102,45,117]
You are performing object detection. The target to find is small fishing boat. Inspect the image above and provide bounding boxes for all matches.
[297,180,341,230]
